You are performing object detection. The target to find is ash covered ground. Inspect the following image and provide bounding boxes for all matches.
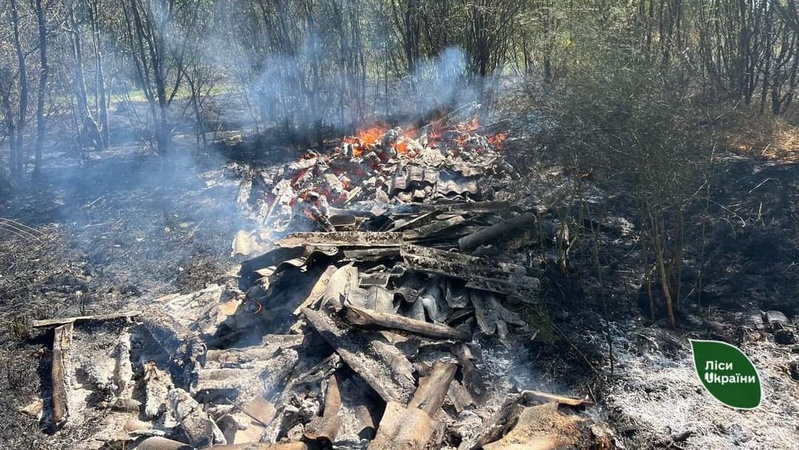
[1,123,798,449]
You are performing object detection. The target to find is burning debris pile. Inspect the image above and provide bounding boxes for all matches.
[232,114,514,245]
[23,116,615,450]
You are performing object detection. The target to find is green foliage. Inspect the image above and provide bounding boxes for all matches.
[531,9,717,326]
[1,0,798,177]
[544,29,709,205]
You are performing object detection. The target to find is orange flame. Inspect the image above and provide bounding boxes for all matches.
[425,121,444,146]
[396,140,409,154]
[341,117,503,158]
[356,126,385,147]
[457,117,480,134]
[304,209,316,221]
[344,126,387,157]
[488,132,507,149]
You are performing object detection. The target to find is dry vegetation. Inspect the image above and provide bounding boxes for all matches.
[718,108,799,160]
[1,0,799,449]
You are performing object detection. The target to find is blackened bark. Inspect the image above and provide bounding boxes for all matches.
[88,0,109,146]
[10,0,28,181]
[68,0,104,155]
[33,0,48,175]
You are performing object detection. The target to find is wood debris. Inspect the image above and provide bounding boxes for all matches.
[303,372,342,442]
[481,403,603,450]
[303,308,415,404]
[33,310,141,328]
[458,212,537,251]
[52,323,73,427]
[20,118,610,450]
[169,388,227,447]
[278,231,404,248]
[342,304,470,341]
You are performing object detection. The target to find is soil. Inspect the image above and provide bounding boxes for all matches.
[0,138,258,447]
[1,119,798,449]
[543,154,799,449]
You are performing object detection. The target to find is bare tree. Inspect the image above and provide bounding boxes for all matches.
[87,0,110,146]
[67,0,105,161]
[466,0,523,79]
[8,0,29,181]
[120,0,205,154]
[392,0,422,74]
[121,0,173,154]
[32,0,49,174]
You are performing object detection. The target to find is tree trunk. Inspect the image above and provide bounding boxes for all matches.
[33,0,48,176]
[88,0,109,146]
[651,214,676,328]
[10,0,28,182]
[186,73,207,151]
[154,23,171,154]
[124,0,173,154]
[68,0,104,156]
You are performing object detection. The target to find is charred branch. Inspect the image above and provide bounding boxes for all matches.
[342,305,471,341]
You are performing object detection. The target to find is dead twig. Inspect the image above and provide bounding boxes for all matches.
[0,218,44,243]
[32,310,142,328]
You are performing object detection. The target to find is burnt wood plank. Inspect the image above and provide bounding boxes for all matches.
[278,232,403,248]
[342,305,470,341]
[408,361,458,415]
[33,310,141,328]
[458,213,537,252]
[302,308,415,404]
[400,244,540,299]
[51,323,73,427]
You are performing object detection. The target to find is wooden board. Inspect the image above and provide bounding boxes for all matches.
[302,308,415,404]
[51,323,73,427]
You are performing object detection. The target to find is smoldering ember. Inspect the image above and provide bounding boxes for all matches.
[2,2,799,450]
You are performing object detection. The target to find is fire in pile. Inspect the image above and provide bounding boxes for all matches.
[23,116,614,450]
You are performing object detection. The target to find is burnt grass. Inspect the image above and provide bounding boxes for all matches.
[545,154,799,321]
[0,140,255,446]
[1,126,798,447]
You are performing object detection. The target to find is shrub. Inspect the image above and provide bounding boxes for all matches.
[533,31,715,327]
